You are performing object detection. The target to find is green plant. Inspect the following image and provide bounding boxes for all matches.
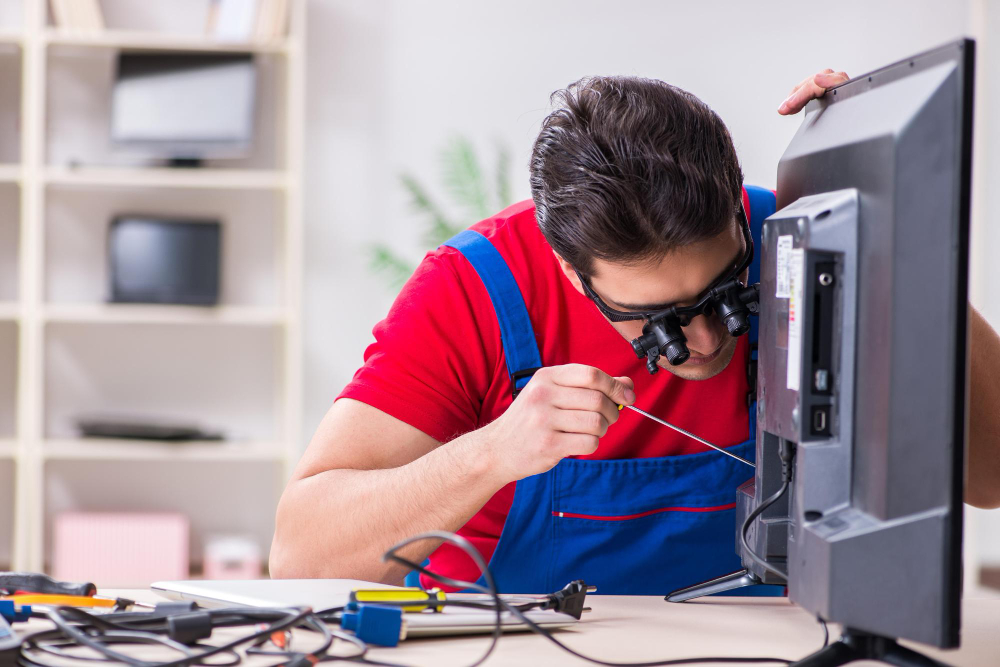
[371,136,515,290]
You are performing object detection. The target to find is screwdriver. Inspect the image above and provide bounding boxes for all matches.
[618,404,755,468]
[3,594,121,609]
[349,588,447,613]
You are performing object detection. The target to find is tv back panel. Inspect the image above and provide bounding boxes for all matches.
[751,39,973,649]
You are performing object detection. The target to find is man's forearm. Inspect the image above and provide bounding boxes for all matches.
[967,306,1000,508]
[269,428,507,583]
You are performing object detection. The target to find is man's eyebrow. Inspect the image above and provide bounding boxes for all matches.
[607,245,745,312]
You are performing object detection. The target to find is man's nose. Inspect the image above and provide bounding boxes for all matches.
[683,314,725,356]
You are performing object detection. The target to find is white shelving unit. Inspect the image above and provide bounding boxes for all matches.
[44,166,289,190]
[0,0,305,576]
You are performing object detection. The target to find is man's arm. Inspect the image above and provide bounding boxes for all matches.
[269,365,635,583]
[269,397,502,583]
[966,306,1000,508]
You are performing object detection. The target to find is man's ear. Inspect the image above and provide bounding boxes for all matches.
[553,250,586,296]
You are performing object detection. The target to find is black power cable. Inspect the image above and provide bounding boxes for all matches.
[16,468,812,667]
[739,439,796,582]
[740,480,790,581]
[383,532,794,667]
[17,604,337,667]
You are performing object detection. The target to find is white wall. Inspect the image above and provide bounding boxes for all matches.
[302,0,1000,569]
[303,0,989,425]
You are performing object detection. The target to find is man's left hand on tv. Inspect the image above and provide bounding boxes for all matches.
[778,69,850,115]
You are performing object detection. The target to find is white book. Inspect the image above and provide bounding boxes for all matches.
[253,0,275,40]
[78,0,105,32]
[270,0,289,39]
[49,0,73,29]
[213,0,260,41]
[67,0,85,31]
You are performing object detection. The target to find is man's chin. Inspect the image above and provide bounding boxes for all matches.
[657,338,739,381]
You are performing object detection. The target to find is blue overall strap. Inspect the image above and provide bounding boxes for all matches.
[743,185,776,439]
[743,185,774,294]
[442,229,543,396]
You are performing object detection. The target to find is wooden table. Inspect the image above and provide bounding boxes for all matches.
[13,590,1000,666]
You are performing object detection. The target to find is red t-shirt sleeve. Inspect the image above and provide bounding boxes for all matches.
[337,248,502,442]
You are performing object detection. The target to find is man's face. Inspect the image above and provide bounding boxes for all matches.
[557,219,746,381]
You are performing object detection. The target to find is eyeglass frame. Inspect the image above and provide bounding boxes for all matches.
[574,200,754,327]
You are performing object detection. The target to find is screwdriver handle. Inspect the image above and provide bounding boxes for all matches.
[349,588,447,613]
[0,573,96,597]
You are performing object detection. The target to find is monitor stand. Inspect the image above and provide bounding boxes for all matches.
[792,629,952,667]
[665,568,764,602]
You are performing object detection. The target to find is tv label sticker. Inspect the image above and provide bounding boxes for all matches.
[776,235,793,298]
[786,248,804,391]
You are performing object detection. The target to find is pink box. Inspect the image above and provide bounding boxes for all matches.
[203,536,262,580]
[53,512,189,587]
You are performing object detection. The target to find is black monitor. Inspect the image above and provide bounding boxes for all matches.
[111,52,257,164]
[760,39,972,659]
[108,216,222,306]
[670,40,974,665]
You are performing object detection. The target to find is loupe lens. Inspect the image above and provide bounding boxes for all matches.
[664,341,690,365]
[722,311,750,336]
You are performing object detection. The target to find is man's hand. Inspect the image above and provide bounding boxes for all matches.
[778,69,850,115]
[478,364,635,481]
[271,364,635,581]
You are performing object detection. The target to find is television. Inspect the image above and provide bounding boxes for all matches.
[111,51,257,164]
[670,39,974,666]
[108,216,222,306]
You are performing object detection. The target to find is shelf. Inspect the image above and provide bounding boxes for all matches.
[44,29,292,55]
[43,439,284,462]
[0,31,22,48]
[44,166,289,190]
[7,0,304,574]
[43,304,287,326]
[0,303,19,320]
[0,165,20,183]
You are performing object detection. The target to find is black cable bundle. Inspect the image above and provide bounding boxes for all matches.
[382,531,797,667]
[16,523,827,667]
[17,604,362,667]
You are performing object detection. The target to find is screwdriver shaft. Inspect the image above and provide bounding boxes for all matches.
[622,405,755,468]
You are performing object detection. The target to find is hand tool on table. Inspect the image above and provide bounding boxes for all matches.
[349,588,448,613]
[0,573,96,597]
[2,594,126,609]
[619,404,755,468]
[350,579,595,619]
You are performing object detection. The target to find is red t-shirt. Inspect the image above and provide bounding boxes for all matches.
[338,196,753,585]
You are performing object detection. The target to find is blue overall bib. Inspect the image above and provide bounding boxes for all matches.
[430,186,779,595]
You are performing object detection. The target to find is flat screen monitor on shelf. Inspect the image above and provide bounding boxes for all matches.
[111,51,257,166]
[108,216,222,306]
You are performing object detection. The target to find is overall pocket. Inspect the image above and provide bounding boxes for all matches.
[547,442,755,595]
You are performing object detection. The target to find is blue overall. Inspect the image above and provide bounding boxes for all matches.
[429,187,779,595]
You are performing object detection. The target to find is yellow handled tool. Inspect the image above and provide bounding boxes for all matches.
[349,588,447,613]
[3,594,119,608]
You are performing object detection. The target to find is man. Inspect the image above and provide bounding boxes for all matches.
[271,71,1000,594]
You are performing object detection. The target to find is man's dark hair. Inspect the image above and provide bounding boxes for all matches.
[529,76,744,275]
